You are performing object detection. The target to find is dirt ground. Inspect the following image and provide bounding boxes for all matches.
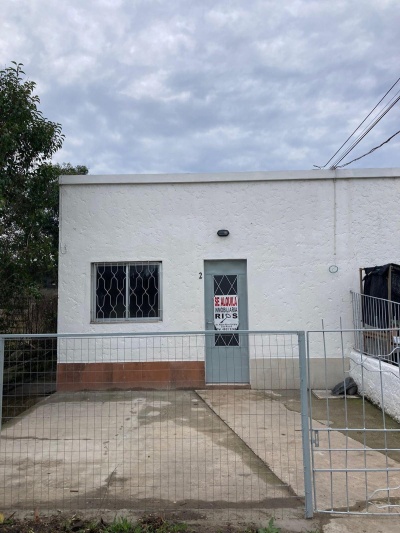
[0,512,324,533]
[3,511,400,533]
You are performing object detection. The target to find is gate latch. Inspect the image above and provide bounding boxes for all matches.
[312,430,320,447]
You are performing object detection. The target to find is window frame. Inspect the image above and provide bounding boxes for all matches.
[91,261,163,323]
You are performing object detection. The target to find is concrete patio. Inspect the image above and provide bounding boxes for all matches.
[0,390,300,514]
[1,388,400,531]
[198,389,400,512]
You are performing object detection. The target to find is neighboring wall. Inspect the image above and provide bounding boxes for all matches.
[349,350,400,423]
[58,169,400,367]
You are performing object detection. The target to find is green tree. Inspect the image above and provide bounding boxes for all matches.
[0,62,87,330]
[38,162,88,281]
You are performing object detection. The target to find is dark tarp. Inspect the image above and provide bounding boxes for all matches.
[362,264,400,327]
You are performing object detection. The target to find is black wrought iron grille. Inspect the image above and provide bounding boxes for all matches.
[213,274,239,347]
[94,262,160,320]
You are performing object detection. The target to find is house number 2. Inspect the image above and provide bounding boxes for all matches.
[199,272,203,279]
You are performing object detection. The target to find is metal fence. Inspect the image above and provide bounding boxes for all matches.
[0,331,312,522]
[4,328,398,518]
[308,329,400,515]
[351,291,400,366]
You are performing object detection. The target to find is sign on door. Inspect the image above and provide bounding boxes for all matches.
[214,295,239,331]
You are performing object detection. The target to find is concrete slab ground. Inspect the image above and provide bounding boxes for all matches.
[0,390,301,520]
[198,389,400,513]
[1,388,400,532]
[322,515,400,533]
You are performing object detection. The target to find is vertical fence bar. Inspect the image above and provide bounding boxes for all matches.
[0,337,4,433]
[298,330,313,518]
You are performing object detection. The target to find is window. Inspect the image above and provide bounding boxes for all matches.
[92,262,161,322]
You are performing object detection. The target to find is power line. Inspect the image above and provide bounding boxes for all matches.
[314,76,400,169]
[327,88,400,168]
[328,91,400,168]
[335,128,400,169]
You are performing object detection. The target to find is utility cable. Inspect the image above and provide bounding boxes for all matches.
[329,87,400,167]
[335,128,400,168]
[329,92,400,168]
[314,76,400,169]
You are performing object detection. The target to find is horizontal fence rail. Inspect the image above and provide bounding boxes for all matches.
[0,330,311,521]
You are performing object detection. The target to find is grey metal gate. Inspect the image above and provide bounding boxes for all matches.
[307,329,400,515]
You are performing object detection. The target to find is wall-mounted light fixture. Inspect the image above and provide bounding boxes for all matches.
[217,229,229,237]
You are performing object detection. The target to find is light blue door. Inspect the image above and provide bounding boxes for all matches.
[204,260,249,384]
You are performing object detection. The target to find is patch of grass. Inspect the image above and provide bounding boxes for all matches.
[105,515,190,533]
[106,517,135,533]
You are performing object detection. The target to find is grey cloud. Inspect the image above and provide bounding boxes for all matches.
[2,0,400,173]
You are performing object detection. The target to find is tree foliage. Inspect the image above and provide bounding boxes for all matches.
[0,62,87,328]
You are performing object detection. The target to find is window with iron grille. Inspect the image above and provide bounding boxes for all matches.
[92,262,161,321]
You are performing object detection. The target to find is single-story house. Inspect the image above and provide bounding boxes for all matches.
[57,168,400,391]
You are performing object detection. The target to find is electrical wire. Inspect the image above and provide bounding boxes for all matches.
[328,91,400,168]
[314,76,400,169]
[335,128,400,169]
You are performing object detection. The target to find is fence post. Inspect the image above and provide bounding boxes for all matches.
[298,330,313,518]
[0,337,4,434]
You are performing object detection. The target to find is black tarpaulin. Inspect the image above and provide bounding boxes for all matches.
[362,264,400,327]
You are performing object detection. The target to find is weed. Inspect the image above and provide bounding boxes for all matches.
[103,515,190,533]
[64,516,92,533]
[257,517,281,533]
[105,517,135,533]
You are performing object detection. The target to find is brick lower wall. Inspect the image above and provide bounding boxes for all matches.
[56,361,205,391]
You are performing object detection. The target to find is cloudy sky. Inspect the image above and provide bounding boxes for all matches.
[1,0,399,174]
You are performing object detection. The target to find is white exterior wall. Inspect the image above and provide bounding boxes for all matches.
[57,334,206,364]
[349,351,400,423]
[58,169,400,371]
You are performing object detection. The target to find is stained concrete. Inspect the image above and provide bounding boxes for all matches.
[0,390,299,515]
[197,389,400,513]
[2,389,400,532]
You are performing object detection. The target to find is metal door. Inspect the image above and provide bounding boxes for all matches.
[204,260,249,383]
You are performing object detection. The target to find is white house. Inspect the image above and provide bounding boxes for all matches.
[57,168,400,391]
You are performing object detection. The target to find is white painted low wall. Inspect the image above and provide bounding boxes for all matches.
[57,332,299,364]
[251,357,349,389]
[349,350,400,423]
[57,335,206,364]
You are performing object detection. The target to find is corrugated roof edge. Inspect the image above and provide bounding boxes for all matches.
[59,168,400,185]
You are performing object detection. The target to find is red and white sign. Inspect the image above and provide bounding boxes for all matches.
[214,295,239,331]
